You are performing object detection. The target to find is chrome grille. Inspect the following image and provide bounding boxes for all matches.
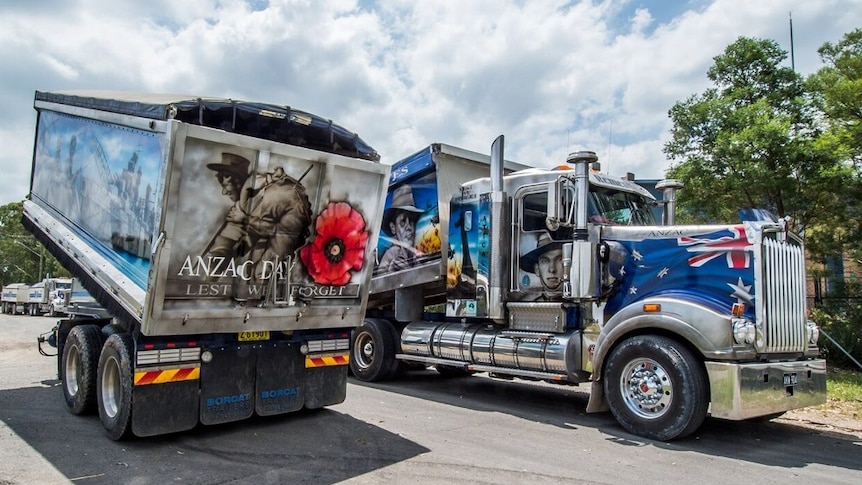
[761,235,807,353]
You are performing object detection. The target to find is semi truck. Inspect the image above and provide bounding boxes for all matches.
[2,283,30,315]
[26,277,72,316]
[48,277,110,319]
[352,136,827,441]
[24,90,388,439]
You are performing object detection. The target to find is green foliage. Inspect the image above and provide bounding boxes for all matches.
[807,28,862,261]
[665,32,862,372]
[809,278,862,371]
[0,201,70,286]
[664,37,852,249]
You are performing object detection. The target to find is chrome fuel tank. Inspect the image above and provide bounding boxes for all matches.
[400,321,580,375]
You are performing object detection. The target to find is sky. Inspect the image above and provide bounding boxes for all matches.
[1,0,860,206]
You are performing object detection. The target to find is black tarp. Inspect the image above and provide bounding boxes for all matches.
[35,90,379,161]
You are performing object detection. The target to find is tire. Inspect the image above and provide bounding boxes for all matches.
[61,324,102,415]
[97,333,135,440]
[350,318,397,382]
[604,335,708,441]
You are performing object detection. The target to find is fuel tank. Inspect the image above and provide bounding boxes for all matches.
[400,321,581,375]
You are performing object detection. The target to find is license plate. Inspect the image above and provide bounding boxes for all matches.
[238,331,270,342]
[783,373,798,386]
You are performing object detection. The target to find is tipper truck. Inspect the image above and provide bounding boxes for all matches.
[24,90,388,439]
[352,136,827,441]
[2,283,30,315]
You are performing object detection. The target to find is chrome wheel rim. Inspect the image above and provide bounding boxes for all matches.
[619,357,673,420]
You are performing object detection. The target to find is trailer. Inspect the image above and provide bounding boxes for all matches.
[353,137,827,441]
[25,90,388,439]
[2,283,30,315]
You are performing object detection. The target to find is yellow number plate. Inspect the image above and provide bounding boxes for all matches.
[238,331,270,342]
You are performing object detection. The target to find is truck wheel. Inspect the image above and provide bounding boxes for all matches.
[350,318,397,382]
[97,333,134,440]
[61,324,102,415]
[604,335,708,441]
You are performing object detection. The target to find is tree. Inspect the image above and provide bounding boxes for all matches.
[0,201,69,286]
[664,37,853,263]
[807,29,862,262]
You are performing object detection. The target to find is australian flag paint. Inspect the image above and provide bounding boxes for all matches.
[603,225,757,320]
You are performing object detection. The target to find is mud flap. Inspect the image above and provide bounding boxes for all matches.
[255,342,305,416]
[304,365,348,409]
[132,380,199,437]
[200,345,256,425]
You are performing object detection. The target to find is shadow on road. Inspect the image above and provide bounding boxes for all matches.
[0,383,428,484]
[353,369,862,473]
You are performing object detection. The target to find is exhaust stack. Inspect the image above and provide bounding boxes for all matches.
[487,135,508,321]
[656,179,684,225]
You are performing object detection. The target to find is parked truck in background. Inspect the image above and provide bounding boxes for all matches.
[49,277,109,319]
[352,136,827,441]
[2,283,30,315]
[24,90,388,439]
[26,277,72,316]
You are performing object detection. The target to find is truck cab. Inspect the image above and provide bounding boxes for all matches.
[356,137,826,441]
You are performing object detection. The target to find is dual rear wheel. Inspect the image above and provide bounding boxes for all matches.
[60,324,134,439]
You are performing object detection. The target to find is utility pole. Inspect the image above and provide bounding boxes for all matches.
[789,11,796,72]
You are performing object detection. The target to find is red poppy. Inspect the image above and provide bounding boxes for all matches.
[300,201,368,285]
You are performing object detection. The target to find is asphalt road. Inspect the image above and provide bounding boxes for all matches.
[1,314,861,485]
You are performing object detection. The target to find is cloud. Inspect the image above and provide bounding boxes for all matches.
[1,0,860,206]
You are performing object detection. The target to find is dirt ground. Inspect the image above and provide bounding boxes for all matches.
[781,401,862,439]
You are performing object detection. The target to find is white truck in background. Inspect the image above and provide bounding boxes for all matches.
[2,283,30,315]
[26,277,72,316]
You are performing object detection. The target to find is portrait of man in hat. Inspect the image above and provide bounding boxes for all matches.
[205,153,252,262]
[519,232,564,301]
[377,184,424,273]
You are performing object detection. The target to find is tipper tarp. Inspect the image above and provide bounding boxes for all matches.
[34,90,379,162]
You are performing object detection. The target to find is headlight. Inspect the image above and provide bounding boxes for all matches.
[807,321,820,345]
[732,318,756,345]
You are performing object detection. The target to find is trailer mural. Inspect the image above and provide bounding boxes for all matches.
[446,196,482,317]
[165,136,381,306]
[30,111,164,289]
[373,171,441,276]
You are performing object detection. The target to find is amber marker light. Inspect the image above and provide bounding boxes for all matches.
[731,303,745,317]
[643,303,661,312]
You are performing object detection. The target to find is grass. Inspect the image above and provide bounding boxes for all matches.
[819,368,862,420]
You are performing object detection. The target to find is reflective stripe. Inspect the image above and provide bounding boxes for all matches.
[305,354,349,368]
[134,367,200,385]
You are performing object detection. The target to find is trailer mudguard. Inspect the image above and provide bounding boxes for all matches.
[303,366,348,409]
[199,346,256,425]
[132,380,199,437]
[255,342,305,416]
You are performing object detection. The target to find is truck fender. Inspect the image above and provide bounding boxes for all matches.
[586,297,728,413]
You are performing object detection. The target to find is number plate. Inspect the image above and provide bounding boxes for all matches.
[238,331,270,342]
[783,372,798,386]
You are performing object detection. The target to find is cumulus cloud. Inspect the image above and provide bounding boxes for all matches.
[0,0,859,205]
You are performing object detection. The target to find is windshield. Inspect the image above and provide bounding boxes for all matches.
[588,188,656,226]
